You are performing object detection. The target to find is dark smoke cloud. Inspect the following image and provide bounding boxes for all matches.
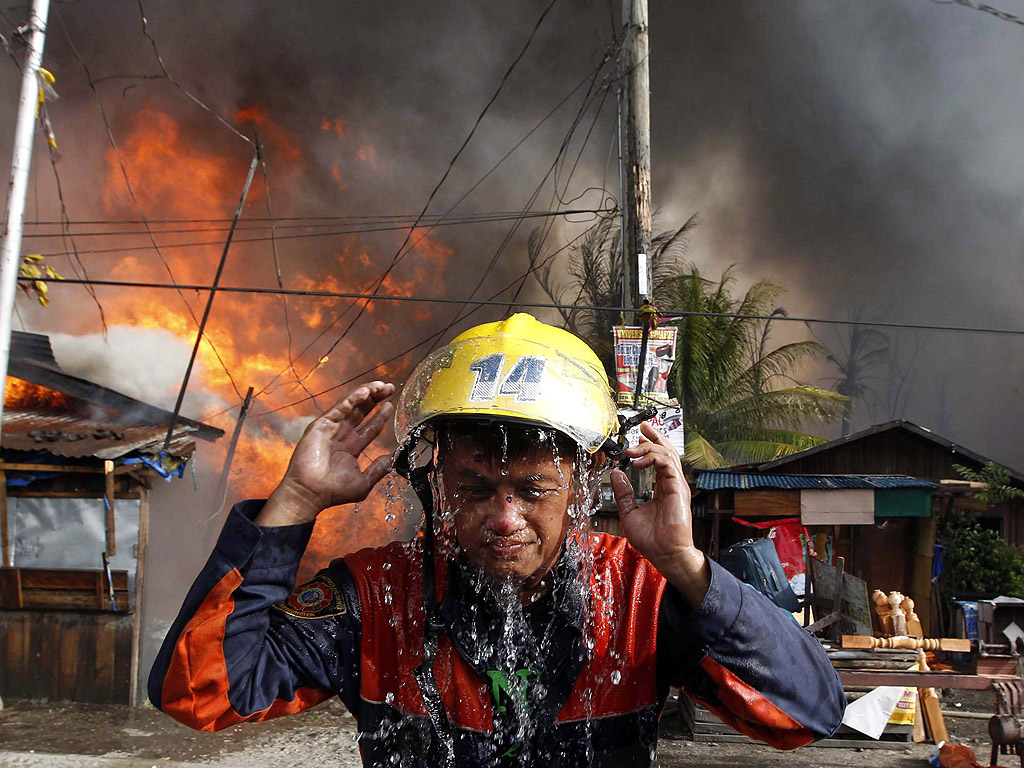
[2,0,1022,461]
[3,0,1024,699]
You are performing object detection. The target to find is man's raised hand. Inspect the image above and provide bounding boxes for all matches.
[257,381,396,526]
[609,421,711,608]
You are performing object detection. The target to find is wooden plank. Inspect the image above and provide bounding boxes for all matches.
[7,491,141,500]
[839,670,1010,690]
[734,489,800,517]
[0,462,100,473]
[0,567,23,608]
[45,615,62,701]
[58,618,79,700]
[19,568,129,590]
[20,587,130,610]
[0,470,8,567]
[104,460,116,556]
[812,559,872,636]
[0,613,24,695]
[94,617,115,701]
[130,489,149,704]
[75,618,97,702]
[113,616,133,704]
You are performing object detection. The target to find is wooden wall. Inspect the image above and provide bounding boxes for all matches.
[0,610,133,703]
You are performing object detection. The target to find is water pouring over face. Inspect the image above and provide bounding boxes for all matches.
[442,441,572,594]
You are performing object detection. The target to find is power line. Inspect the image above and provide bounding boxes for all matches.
[22,208,615,240]
[247,223,607,418]
[927,0,1024,27]
[134,0,252,143]
[222,56,614,407]
[56,8,245,401]
[32,276,1024,337]
[285,0,563,395]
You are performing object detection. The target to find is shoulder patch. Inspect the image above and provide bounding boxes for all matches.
[274,574,348,619]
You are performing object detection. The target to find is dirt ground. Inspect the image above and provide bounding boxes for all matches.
[0,690,1013,767]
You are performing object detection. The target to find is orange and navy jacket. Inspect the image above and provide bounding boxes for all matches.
[149,501,844,766]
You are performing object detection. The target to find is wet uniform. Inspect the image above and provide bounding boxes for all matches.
[150,501,845,767]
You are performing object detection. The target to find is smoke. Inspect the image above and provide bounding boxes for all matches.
[50,326,226,414]
[4,0,1024,693]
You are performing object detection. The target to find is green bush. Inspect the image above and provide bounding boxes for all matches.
[938,510,1024,598]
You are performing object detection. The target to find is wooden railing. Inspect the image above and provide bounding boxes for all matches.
[0,566,129,611]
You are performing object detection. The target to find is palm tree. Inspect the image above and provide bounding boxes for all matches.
[533,220,843,469]
[532,215,697,380]
[807,308,890,437]
[657,266,844,468]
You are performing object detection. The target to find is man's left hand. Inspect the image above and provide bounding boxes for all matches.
[610,421,711,609]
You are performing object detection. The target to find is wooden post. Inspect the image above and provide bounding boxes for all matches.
[104,460,115,556]
[0,469,9,566]
[129,489,149,706]
[621,0,652,313]
[912,513,935,633]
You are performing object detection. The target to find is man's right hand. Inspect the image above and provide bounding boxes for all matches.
[255,381,396,527]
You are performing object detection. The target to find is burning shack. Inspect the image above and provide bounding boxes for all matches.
[0,331,222,704]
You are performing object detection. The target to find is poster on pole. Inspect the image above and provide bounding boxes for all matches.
[619,404,685,455]
[612,325,677,406]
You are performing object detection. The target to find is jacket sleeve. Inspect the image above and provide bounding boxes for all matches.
[657,559,845,749]
[148,500,363,731]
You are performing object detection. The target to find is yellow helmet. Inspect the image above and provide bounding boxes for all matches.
[394,313,618,454]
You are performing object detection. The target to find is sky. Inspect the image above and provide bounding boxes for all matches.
[1,0,1023,472]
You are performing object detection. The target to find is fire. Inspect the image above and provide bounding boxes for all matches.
[94,107,453,571]
[235,104,302,163]
[321,118,346,138]
[4,378,68,410]
[357,145,377,168]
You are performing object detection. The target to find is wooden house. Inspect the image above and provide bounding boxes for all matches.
[0,331,222,704]
[691,420,1024,635]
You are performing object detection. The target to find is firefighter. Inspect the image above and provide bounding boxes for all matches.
[150,313,844,767]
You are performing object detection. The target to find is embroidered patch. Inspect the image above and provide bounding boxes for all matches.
[273,575,347,619]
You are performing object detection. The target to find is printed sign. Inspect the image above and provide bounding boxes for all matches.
[619,404,685,456]
[612,326,677,406]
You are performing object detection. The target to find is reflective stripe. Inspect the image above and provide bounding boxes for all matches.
[160,567,331,732]
[697,656,815,750]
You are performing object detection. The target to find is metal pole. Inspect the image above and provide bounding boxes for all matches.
[0,0,51,442]
[621,0,652,317]
[212,386,253,514]
[163,144,260,449]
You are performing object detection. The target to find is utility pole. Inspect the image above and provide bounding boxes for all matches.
[620,0,652,314]
[0,0,51,439]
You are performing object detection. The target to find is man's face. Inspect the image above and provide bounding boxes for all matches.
[442,439,573,590]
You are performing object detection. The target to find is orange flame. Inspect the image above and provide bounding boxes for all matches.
[4,378,68,410]
[98,107,451,571]
[320,118,346,138]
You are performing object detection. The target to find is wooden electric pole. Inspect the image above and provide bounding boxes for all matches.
[620,0,652,314]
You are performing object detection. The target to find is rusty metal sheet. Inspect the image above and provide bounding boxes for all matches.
[1,409,197,458]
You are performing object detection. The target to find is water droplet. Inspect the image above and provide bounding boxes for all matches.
[382,562,392,571]
[610,669,621,684]
[385,691,395,704]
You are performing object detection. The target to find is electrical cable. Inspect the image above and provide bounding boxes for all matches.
[23,208,615,243]
[275,0,563,396]
[33,278,1024,337]
[244,0,578,404]
[134,0,252,143]
[56,8,245,401]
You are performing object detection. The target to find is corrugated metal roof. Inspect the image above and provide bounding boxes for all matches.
[696,470,938,491]
[1,409,197,459]
[755,419,1024,486]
